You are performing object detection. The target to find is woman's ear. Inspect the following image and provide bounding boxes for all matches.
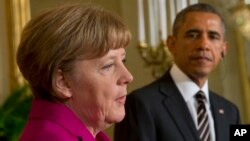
[52,69,72,99]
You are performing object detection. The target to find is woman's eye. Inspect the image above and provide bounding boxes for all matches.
[102,63,113,70]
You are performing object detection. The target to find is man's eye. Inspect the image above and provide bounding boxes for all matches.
[187,33,199,39]
[209,34,220,40]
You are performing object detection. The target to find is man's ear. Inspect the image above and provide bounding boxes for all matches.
[52,69,72,99]
[167,35,176,55]
[221,41,228,59]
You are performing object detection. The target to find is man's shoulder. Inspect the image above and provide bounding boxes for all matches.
[210,91,238,109]
[129,79,161,96]
[127,80,171,105]
[127,72,175,101]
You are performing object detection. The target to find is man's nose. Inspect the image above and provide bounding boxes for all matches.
[197,35,210,50]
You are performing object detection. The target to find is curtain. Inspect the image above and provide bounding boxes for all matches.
[5,0,30,89]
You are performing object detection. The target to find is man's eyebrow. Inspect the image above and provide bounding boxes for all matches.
[208,30,220,36]
[185,29,221,36]
[185,29,200,34]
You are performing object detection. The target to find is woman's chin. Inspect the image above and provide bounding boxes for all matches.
[107,109,125,123]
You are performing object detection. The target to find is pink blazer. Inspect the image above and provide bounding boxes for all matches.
[19,99,111,141]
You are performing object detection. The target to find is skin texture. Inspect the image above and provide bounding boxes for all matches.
[53,48,133,136]
[167,12,227,87]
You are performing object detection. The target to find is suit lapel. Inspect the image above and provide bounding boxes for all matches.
[159,73,200,141]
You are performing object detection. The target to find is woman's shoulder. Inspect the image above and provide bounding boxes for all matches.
[19,119,79,141]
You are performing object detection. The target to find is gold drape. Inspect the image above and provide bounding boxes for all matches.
[236,31,250,123]
[6,0,30,89]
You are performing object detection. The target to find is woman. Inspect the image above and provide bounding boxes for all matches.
[17,4,133,141]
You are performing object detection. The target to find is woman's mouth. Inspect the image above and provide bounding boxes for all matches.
[116,95,126,104]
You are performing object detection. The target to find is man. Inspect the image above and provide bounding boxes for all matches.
[114,3,240,141]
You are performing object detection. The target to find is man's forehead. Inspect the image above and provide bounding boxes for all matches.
[182,12,224,31]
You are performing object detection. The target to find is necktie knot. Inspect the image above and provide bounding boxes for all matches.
[195,91,206,103]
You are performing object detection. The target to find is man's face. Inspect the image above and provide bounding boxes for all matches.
[168,12,227,85]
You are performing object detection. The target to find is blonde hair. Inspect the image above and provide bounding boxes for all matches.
[17,4,131,100]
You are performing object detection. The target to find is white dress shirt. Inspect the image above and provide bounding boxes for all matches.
[170,64,215,141]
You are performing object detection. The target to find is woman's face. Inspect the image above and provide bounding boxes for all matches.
[64,48,133,129]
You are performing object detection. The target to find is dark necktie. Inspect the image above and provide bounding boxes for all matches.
[196,91,211,141]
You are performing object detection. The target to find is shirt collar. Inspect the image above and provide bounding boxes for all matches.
[170,64,209,102]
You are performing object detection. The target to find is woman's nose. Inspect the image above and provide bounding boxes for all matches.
[120,66,133,85]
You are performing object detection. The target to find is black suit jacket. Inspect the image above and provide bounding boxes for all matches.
[114,72,240,141]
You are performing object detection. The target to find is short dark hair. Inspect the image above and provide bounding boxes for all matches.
[173,3,225,37]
